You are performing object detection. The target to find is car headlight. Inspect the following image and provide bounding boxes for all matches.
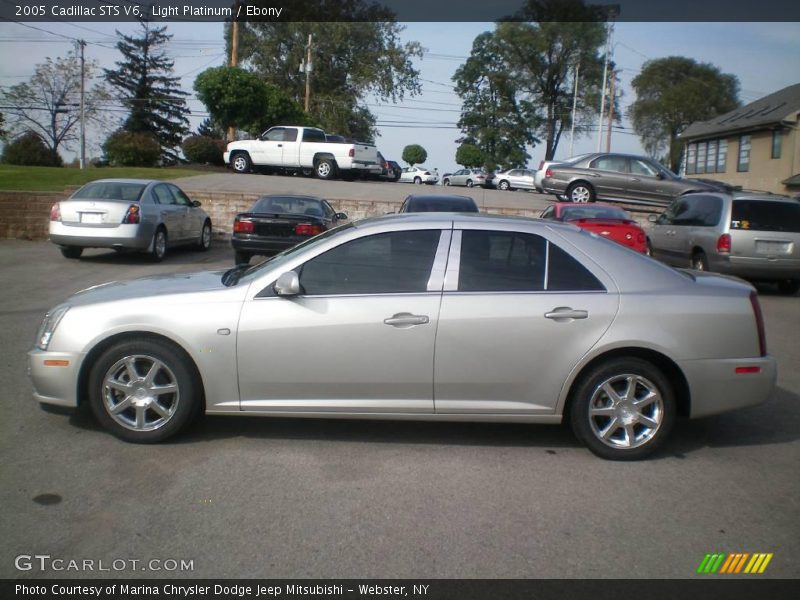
[35,305,70,351]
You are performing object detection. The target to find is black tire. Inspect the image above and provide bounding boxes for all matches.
[231,152,251,174]
[300,167,313,177]
[413,176,422,185]
[498,180,510,191]
[234,250,251,265]
[315,158,337,180]
[569,357,676,460]
[150,228,167,262]
[195,220,212,251]
[443,179,451,186]
[645,239,654,257]
[60,246,83,259]
[87,337,201,443]
[777,279,800,295]
[691,250,709,272]
[466,179,474,188]
[566,181,595,203]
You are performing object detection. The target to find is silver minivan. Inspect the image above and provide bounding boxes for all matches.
[648,191,800,293]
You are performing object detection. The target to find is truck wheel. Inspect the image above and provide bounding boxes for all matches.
[231,153,251,174]
[315,158,337,180]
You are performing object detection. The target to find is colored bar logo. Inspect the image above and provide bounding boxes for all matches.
[697,553,773,574]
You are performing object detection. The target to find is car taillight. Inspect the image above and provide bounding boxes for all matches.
[545,168,553,178]
[424,171,431,175]
[716,233,731,253]
[749,292,767,357]
[348,148,354,157]
[49,203,61,222]
[233,219,254,234]
[122,204,140,224]
[294,223,323,236]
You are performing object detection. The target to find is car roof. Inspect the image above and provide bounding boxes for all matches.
[684,190,797,203]
[256,194,324,202]
[80,178,160,185]
[405,194,474,202]
[353,211,577,232]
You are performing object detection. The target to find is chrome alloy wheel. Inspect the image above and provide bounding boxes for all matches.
[587,374,664,450]
[232,155,248,172]
[317,161,332,178]
[570,185,591,202]
[102,355,180,432]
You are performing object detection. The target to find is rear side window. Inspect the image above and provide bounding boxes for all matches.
[672,195,723,227]
[302,128,326,142]
[547,244,605,291]
[590,156,627,173]
[731,201,800,233]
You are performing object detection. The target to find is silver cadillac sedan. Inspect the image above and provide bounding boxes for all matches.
[29,213,776,460]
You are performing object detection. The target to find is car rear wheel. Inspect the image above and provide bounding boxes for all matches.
[570,358,676,460]
[150,228,167,262]
[443,179,451,186]
[498,180,510,191]
[691,250,709,272]
[414,176,422,185]
[196,220,212,251]
[234,251,251,265]
[231,152,251,174]
[567,182,595,203]
[60,246,83,259]
[466,179,474,188]
[88,338,201,443]
[315,158,337,180]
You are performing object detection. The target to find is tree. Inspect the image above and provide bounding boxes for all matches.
[232,2,423,140]
[2,131,62,166]
[103,130,161,167]
[628,56,740,171]
[196,117,224,139]
[455,143,485,168]
[104,22,190,163]
[0,112,6,139]
[402,144,427,166]
[1,50,109,164]
[194,66,307,136]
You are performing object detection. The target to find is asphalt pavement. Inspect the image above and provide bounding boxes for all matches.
[1,240,798,579]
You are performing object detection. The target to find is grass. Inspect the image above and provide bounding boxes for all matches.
[0,164,216,192]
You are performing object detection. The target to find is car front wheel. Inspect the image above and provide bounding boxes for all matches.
[231,153,251,174]
[570,358,676,460]
[88,337,201,443]
[413,177,422,185]
[196,220,212,251]
[498,180,510,191]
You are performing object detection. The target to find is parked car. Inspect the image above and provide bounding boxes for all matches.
[375,152,401,181]
[540,202,647,253]
[442,168,489,188]
[48,179,212,262]
[541,153,716,206]
[494,168,537,191]
[31,213,776,460]
[224,126,380,180]
[534,154,592,192]
[398,194,479,213]
[399,165,439,185]
[647,191,800,293]
[231,194,347,264]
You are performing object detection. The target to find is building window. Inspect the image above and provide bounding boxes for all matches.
[772,130,782,159]
[737,135,751,172]
[706,140,717,174]
[717,140,727,173]
[686,144,697,175]
[696,142,707,174]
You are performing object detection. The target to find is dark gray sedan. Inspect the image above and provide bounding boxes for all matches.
[49,179,212,261]
[541,153,715,206]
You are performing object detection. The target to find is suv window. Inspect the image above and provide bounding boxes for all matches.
[299,230,441,295]
[672,195,722,227]
[731,200,800,233]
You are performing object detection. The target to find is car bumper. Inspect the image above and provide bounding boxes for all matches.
[709,255,800,281]
[541,179,567,195]
[28,348,82,408]
[50,222,152,250]
[232,235,307,255]
[223,151,230,164]
[680,355,777,419]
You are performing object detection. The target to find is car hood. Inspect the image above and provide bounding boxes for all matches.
[67,270,228,306]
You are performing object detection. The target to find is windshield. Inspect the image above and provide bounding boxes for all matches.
[71,181,146,202]
[223,223,355,286]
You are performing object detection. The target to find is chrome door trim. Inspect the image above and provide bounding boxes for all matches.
[443,230,462,292]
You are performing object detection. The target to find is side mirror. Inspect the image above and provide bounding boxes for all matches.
[648,214,658,223]
[191,200,202,207]
[335,212,348,220]
[274,271,301,297]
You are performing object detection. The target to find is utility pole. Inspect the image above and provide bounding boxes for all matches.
[605,69,616,153]
[78,39,86,170]
[227,0,239,142]
[568,62,580,157]
[596,5,619,152]
[304,33,312,113]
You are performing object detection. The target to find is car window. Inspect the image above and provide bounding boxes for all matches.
[458,231,547,291]
[322,201,336,219]
[629,159,657,176]
[282,128,298,142]
[590,156,628,173]
[560,205,629,221]
[72,182,146,202]
[302,128,325,142]
[661,198,689,225]
[299,230,442,295]
[253,196,324,216]
[262,128,285,142]
[731,200,800,233]
[547,243,605,291]
[152,184,176,205]
[509,170,520,176]
[168,185,192,207]
[540,206,555,219]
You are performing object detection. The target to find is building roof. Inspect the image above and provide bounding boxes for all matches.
[680,83,800,140]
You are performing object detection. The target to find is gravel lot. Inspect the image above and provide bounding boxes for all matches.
[1,239,798,579]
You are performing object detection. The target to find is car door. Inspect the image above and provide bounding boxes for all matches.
[252,127,287,165]
[151,184,184,240]
[648,198,691,264]
[433,225,618,414]
[626,158,679,205]
[586,154,630,199]
[168,184,202,241]
[236,227,451,413]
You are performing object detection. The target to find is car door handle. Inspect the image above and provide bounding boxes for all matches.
[631,177,641,182]
[277,144,283,147]
[384,313,429,327]
[544,307,588,321]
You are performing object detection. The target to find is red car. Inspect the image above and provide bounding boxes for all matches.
[540,202,648,253]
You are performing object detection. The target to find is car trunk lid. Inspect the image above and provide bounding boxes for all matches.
[59,199,133,228]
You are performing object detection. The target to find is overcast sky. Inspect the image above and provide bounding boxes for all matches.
[1,20,798,172]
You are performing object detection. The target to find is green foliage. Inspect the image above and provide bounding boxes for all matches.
[0,112,6,139]
[232,3,423,140]
[182,135,226,165]
[2,131,62,166]
[104,23,190,164]
[103,130,161,167]
[196,117,224,139]
[455,143,485,168]
[628,56,740,171]
[402,144,427,166]
[0,164,199,192]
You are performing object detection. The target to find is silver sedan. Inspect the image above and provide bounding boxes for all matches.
[29,214,776,460]
[49,179,212,261]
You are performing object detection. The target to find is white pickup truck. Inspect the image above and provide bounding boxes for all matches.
[223,126,380,180]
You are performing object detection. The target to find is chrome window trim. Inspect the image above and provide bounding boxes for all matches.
[443,230,462,292]
[427,229,453,292]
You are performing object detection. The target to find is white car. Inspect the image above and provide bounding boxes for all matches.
[399,166,439,185]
